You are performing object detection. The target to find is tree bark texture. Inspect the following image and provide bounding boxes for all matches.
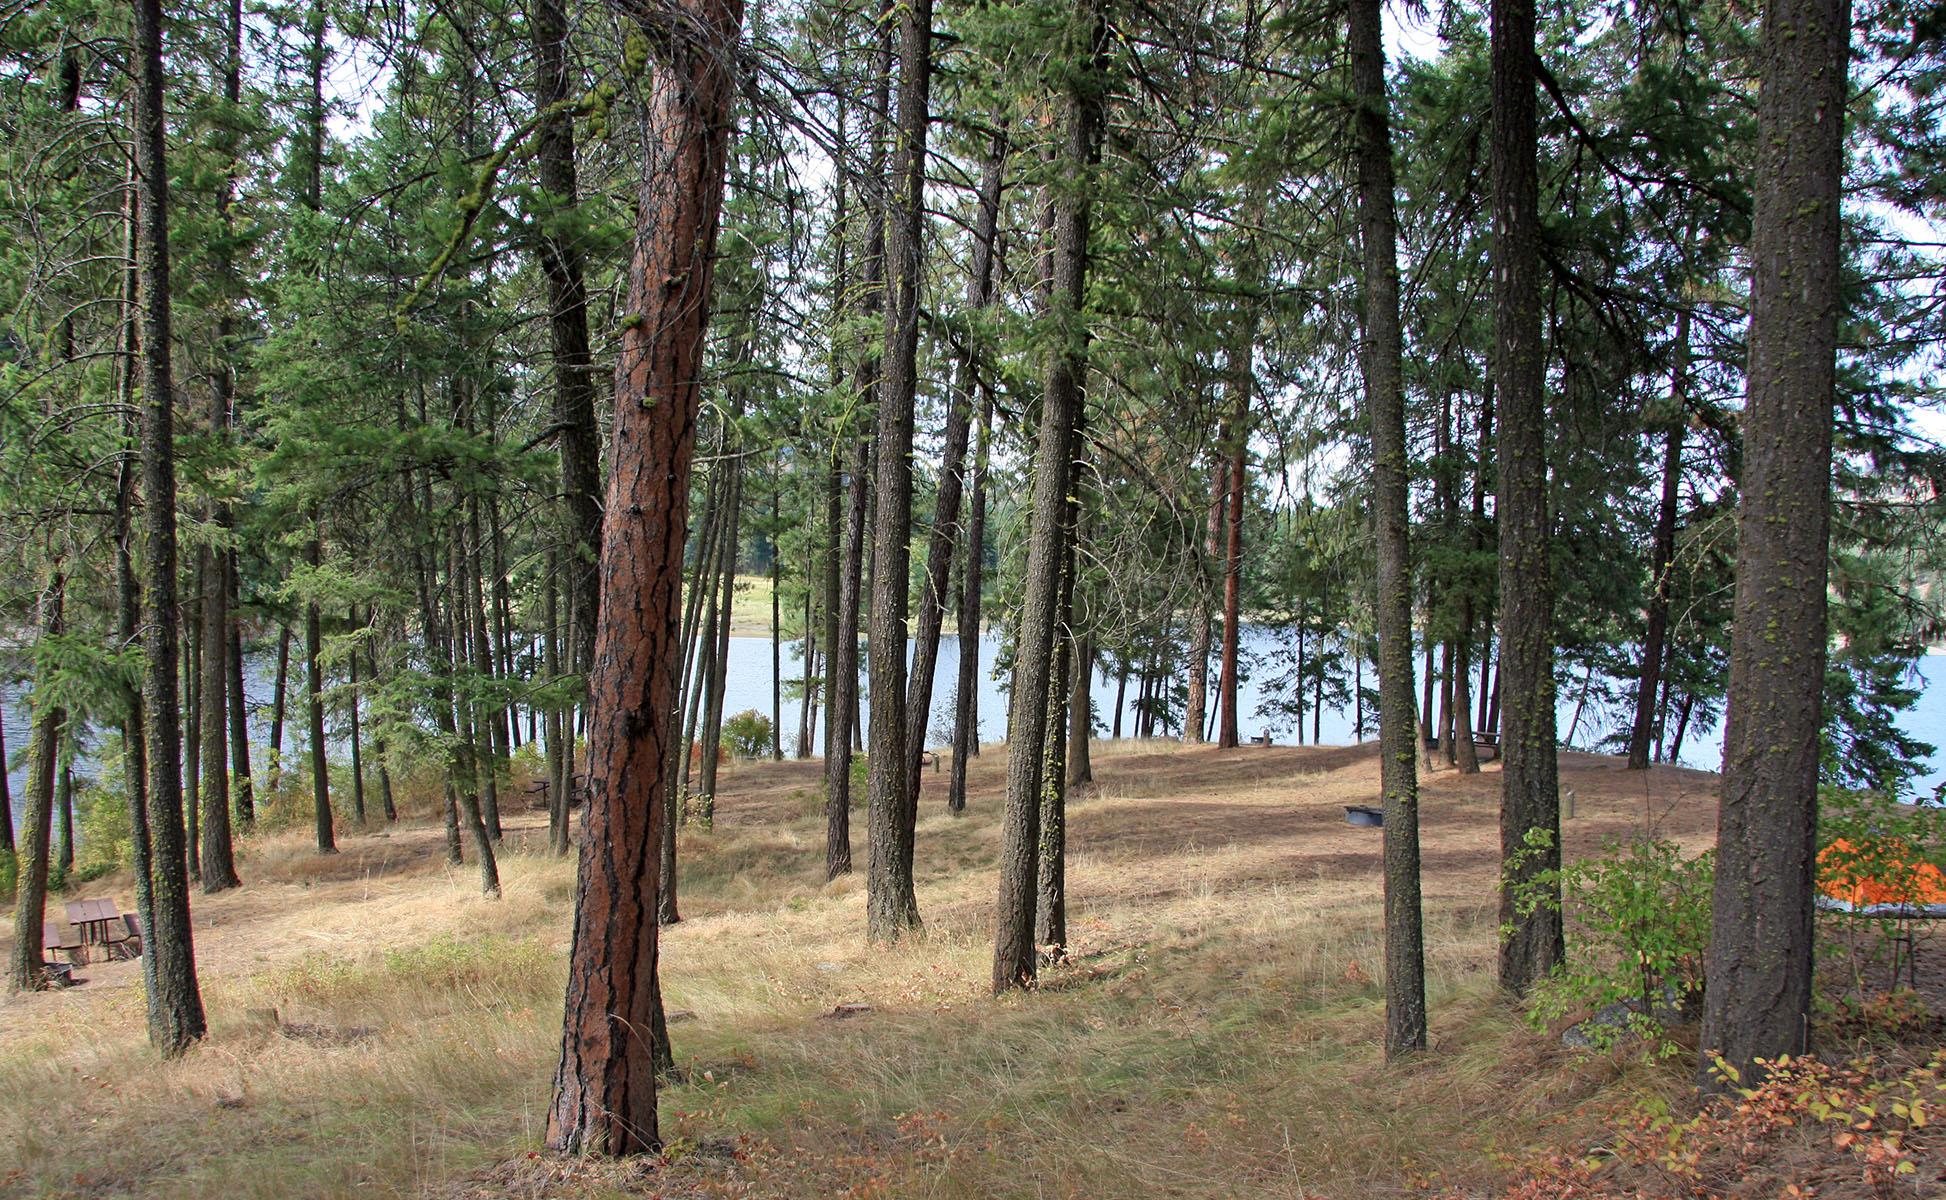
[135,0,209,1053]
[1700,0,1847,1089]
[995,0,1104,992]
[532,0,604,683]
[199,546,238,890]
[548,0,741,1151]
[1350,0,1427,1058]
[863,0,933,940]
[1490,0,1564,995]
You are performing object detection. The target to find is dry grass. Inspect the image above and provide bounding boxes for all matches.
[0,740,1726,1199]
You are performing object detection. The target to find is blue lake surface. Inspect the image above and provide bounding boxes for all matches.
[6,637,1943,830]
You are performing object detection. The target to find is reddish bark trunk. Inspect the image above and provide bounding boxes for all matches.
[548,0,743,1154]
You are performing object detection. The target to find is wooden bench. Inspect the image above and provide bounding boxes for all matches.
[116,913,144,959]
[521,779,551,811]
[1471,732,1502,761]
[42,922,86,965]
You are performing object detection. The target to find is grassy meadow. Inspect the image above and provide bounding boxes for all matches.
[0,741,1740,1198]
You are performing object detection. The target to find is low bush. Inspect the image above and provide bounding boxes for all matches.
[74,778,134,877]
[1505,832,1713,1055]
[722,709,773,760]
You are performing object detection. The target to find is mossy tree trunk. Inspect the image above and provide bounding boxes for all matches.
[1700,0,1847,1090]
[1490,0,1563,996]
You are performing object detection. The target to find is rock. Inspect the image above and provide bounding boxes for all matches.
[1561,982,1701,1049]
[824,1002,873,1019]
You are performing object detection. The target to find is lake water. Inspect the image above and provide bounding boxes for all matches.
[6,635,1944,828]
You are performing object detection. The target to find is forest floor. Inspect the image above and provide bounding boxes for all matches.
[0,740,1869,1199]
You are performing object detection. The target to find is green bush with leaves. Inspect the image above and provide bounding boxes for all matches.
[720,709,772,760]
[1504,830,1714,1055]
[73,779,135,878]
[0,849,16,902]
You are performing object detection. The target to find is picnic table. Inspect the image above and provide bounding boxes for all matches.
[64,898,135,959]
[66,898,117,946]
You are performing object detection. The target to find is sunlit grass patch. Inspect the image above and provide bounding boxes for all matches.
[0,742,1735,1199]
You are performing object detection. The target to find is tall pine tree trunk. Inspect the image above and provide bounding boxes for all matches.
[825,13,891,878]
[369,637,396,822]
[1628,311,1689,770]
[1037,497,1078,960]
[227,555,253,825]
[135,0,208,1052]
[863,0,933,940]
[1490,0,1563,995]
[0,685,12,855]
[1185,456,1222,743]
[199,543,238,889]
[55,732,74,880]
[347,607,367,824]
[184,606,200,880]
[306,538,335,853]
[948,393,993,814]
[1351,0,1427,1057]
[696,465,741,825]
[450,533,501,895]
[468,501,504,840]
[548,0,743,1150]
[9,576,65,992]
[995,0,1105,992]
[545,547,570,854]
[771,472,784,761]
[111,200,164,1017]
[199,0,245,883]
[904,124,1003,811]
[531,0,603,691]
[1700,0,1847,1089]
[1216,359,1248,749]
[826,436,869,877]
[1454,387,1493,776]
[268,623,290,793]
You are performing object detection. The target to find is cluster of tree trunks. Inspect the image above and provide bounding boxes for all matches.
[994,0,1106,994]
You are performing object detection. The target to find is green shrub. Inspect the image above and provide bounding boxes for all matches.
[1504,831,1714,1055]
[509,739,546,777]
[0,849,15,902]
[75,779,134,876]
[721,709,773,759]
